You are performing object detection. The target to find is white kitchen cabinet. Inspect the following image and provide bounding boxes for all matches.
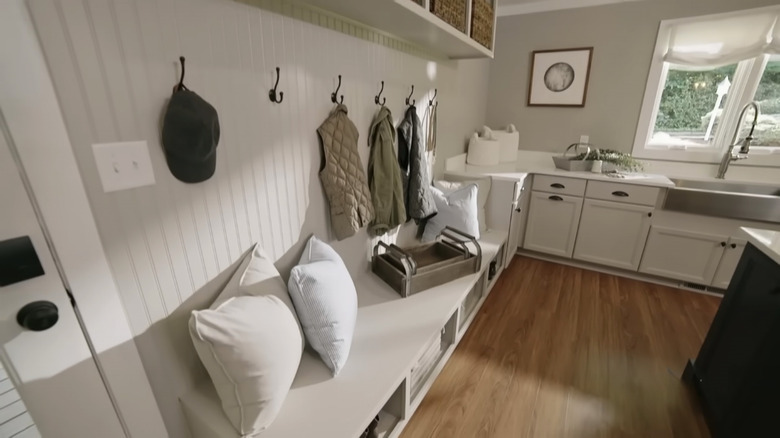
[524,191,583,258]
[505,179,533,268]
[573,199,653,271]
[711,237,748,289]
[639,226,728,285]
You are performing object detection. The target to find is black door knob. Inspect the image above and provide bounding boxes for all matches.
[17,301,59,331]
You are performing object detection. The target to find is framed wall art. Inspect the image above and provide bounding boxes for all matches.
[527,47,594,107]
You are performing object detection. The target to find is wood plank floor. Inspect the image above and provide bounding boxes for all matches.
[401,256,720,438]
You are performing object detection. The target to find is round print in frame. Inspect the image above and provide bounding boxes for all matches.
[544,62,575,92]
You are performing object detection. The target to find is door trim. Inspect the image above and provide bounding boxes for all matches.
[0,1,167,436]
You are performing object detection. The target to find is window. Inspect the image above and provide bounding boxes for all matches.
[633,6,780,163]
[650,63,737,149]
[751,55,780,147]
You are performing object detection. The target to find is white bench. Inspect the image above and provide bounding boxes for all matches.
[180,230,508,438]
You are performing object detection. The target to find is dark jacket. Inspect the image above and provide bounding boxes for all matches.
[368,106,406,236]
[397,106,437,223]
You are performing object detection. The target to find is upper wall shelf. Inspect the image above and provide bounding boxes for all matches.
[297,0,494,59]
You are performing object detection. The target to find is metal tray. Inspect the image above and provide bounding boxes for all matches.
[372,226,482,298]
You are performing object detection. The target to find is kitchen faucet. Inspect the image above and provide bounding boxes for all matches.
[716,101,759,179]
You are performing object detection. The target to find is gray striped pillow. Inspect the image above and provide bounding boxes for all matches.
[288,236,357,376]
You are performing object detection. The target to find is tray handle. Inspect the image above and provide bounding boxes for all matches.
[440,226,483,269]
[389,243,418,275]
[563,142,594,160]
[374,241,417,276]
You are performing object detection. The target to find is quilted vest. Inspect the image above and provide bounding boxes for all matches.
[317,104,375,240]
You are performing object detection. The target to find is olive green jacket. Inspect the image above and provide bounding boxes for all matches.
[367,106,406,236]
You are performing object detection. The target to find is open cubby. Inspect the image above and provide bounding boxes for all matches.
[372,378,407,438]
[459,272,486,332]
[410,310,458,404]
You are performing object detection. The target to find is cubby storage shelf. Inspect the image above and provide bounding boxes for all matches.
[180,230,507,438]
[294,0,494,59]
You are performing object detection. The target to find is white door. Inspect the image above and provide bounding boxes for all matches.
[639,226,728,285]
[711,237,748,290]
[0,123,126,437]
[573,199,654,271]
[523,191,583,258]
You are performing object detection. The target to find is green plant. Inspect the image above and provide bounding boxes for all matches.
[570,148,644,172]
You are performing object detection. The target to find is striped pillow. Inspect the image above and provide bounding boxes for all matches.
[288,236,357,376]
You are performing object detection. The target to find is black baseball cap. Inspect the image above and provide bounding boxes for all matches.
[162,89,220,183]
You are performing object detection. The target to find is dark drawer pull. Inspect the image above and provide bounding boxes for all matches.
[647,212,653,217]
[720,242,727,247]
[550,183,565,189]
[612,191,629,197]
[730,243,737,249]
[549,195,564,201]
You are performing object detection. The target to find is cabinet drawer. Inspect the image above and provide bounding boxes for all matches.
[532,175,586,197]
[585,181,660,206]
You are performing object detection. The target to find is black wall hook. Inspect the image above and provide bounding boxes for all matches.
[375,81,386,106]
[176,56,188,91]
[331,75,344,104]
[429,89,437,107]
[405,85,415,106]
[269,67,284,104]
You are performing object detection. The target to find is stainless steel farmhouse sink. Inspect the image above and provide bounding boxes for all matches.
[664,178,780,224]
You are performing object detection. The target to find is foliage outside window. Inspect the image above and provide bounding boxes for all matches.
[750,58,780,147]
[651,64,736,148]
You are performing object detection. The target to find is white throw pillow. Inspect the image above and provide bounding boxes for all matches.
[422,184,480,243]
[189,295,302,436]
[288,236,357,376]
[434,178,490,232]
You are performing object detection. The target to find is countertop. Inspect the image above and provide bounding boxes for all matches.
[446,165,675,188]
[742,227,780,265]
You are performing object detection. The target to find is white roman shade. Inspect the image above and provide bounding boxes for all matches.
[664,7,780,67]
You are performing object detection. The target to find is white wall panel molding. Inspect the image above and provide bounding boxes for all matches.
[497,0,645,17]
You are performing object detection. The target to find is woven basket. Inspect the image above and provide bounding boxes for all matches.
[431,0,468,33]
[470,0,494,49]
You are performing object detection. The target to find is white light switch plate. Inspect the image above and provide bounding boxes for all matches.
[92,141,156,193]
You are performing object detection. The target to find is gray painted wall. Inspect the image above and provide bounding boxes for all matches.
[487,0,780,154]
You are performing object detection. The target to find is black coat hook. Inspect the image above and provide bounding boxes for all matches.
[429,89,437,107]
[269,67,284,104]
[176,56,188,91]
[405,85,415,106]
[331,75,344,104]
[375,81,386,106]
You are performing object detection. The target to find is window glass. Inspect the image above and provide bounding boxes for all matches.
[649,63,737,148]
[752,55,780,147]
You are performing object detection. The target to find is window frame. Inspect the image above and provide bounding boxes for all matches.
[632,9,780,167]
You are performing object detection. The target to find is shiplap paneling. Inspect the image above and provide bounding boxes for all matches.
[28,0,488,435]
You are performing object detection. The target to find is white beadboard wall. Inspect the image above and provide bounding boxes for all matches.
[28,0,489,435]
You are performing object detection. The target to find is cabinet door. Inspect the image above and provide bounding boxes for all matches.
[505,181,523,269]
[639,226,727,284]
[695,244,780,428]
[523,191,583,258]
[711,238,747,289]
[573,199,653,271]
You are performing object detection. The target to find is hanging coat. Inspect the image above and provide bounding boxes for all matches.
[367,106,406,236]
[317,104,375,240]
[397,106,437,223]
